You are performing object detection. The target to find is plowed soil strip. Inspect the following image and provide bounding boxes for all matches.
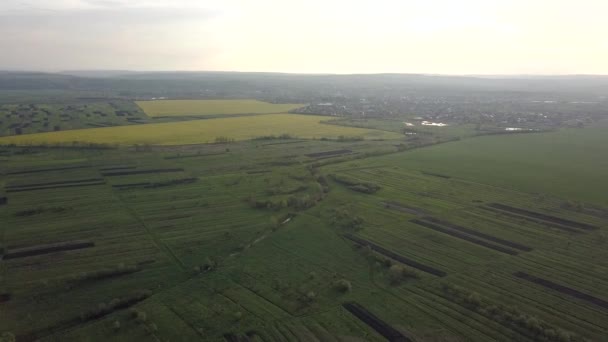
[344,234,446,276]
[488,203,597,230]
[6,181,106,192]
[98,165,137,171]
[514,272,608,310]
[4,240,94,259]
[112,182,152,189]
[305,149,352,158]
[7,165,89,175]
[343,302,411,342]
[423,217,532,251]
[411,219,518,255]
[479,206,582,234]
[164,152,225,160]
[6,178,104,190]
[382,202,428,216]
[421,171,450,179]
[101,168,184,176]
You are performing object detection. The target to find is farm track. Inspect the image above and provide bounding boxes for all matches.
[112,191,187,272]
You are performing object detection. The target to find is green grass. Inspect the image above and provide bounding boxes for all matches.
[364,127,608,206]
[136,99,304,117]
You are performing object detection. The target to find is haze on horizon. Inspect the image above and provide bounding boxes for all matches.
[1,0,607,75]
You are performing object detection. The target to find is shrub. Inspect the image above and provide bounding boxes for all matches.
[214,136,235,144]
[334,279,352,293]
[0,332,16,342]
[388,265,405,284]
[387,265,418,284]
[135,311,147,324]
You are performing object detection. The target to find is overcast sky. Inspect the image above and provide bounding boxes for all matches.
[1,0,607,74]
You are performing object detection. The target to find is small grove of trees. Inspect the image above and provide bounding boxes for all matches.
[336,135,364,142]
[247,193,323,211]
[214,136,235,144]
[360,246,420,284]
[440,282,579,342]
[253,133,295,140]
[332,207,364,231]
[330,174,380,194]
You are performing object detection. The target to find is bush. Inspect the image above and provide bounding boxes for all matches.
[135,310,147,324]
[214,136,235,144]
[0,332,16,342]
[388,265,419,285]
[330,174,380,194]
[334,279,352,293]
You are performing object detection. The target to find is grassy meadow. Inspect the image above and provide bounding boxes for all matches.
[136,99,304,117]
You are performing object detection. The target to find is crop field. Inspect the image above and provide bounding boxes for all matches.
[0,114,401,145]
[136,99,304,117]
[0,113,401,146]
[366,126,608,206]
[1,118,607,342]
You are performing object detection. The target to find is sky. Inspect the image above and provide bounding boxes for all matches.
[1,0,607,74]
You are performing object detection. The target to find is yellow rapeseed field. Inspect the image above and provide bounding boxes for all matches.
[0,114,401,145]
[136,99,304,117]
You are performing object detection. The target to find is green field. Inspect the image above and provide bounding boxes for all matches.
[1,119,607,341]
[368,127,608,206]
[136,99,304,117]
[0,113,401,146]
